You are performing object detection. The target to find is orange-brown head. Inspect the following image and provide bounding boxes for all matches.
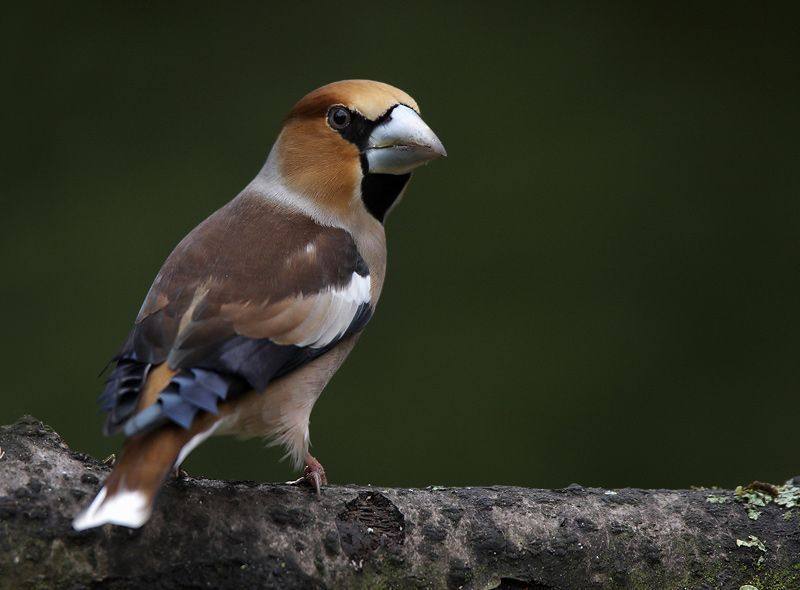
[266,80,445,223]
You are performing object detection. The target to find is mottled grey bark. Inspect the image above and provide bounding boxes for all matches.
[0,416,798,590]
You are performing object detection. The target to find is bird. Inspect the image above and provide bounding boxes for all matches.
[73,80,446,530]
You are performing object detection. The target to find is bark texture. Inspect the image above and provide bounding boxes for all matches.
[0,416,798,590]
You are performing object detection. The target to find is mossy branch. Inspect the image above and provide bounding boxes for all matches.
[1,416,798,589]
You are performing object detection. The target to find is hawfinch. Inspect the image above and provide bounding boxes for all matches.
[73,80,445,530]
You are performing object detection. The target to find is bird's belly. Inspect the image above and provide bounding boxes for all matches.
[214,336,359,466]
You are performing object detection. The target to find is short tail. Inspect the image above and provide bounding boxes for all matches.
[73,417,219,530]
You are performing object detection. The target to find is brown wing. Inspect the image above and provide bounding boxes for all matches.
[131,192,369,361]
[101,191,372,435]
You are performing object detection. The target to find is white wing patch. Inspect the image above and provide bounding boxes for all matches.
[295,271,370,348]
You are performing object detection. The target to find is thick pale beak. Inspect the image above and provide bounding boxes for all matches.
[365,105,447,175]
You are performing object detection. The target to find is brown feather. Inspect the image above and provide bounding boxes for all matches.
[101,411,220,510]
[286,80,419,121]
[277,117,361,214]
[132,194,368,369]
[135,363,177,412]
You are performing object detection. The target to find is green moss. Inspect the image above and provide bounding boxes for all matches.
[737,536,766,552]
[707,494,730,504]
[742,566,800,590]
[603,536,730,590]
[735,486,772,520]
[736,535,767,566]
[734,480,799,521]
[775,483,800,509]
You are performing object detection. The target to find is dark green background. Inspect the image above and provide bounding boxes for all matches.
[3,4,798,490]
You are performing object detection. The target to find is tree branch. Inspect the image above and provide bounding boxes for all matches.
[1,416,798,589]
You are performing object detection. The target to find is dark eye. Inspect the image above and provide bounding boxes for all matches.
[327,106,351,130]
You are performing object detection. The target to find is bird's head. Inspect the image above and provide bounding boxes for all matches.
[265,80,446,223]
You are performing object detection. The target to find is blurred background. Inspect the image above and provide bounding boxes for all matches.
[2,3,798,491]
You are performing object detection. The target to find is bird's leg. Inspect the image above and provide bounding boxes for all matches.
[102,453,116,467]
[287,453,327,496]
[304,453,328,496]
[0,447,5,460]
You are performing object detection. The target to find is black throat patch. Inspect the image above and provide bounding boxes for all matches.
[360,172,411,223]
[332,105,411,223]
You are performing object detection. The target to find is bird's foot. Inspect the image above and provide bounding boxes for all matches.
[172,465,190,480]
[102,453,116,467]
[287,454,327,496]
[0,447,5,460]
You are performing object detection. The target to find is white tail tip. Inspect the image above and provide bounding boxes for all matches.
[73,486,152,531]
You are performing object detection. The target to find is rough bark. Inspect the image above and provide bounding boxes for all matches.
[0,416,798,590]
